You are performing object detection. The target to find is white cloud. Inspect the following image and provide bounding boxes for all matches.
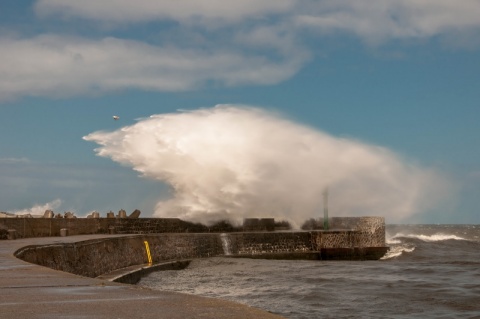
[294,0,480,43]
[0,34,307,101]
[35,0,480,42]
[35,0,296,24]
[1,0,477,101]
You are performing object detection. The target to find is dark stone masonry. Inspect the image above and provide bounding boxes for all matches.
[7,216,389,282]
[0,217,212,238]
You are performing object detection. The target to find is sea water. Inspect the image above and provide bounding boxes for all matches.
[138,225,480,318]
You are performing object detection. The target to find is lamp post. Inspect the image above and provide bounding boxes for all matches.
[323,187,329,230]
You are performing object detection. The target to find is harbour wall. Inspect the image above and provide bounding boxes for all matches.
[13,217,387,281]
[1,216,385,239]
[0,218,209,238]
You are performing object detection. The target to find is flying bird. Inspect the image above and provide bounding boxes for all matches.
[113,116,119,120]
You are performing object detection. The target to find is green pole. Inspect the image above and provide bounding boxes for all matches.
[323,187,329,230]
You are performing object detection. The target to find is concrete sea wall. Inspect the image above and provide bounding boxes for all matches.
[0,218,210,238]
[14,234,224,278]
[13,217,388,281]
[1,216,386,242]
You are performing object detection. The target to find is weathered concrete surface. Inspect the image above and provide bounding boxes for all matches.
[14,231,387,281]
[0,217,211,238]
[0,235,284,319]
[97,260,193,284]
[15,234,225,278]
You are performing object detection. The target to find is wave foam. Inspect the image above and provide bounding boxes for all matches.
[381,245,415,259]
[392,232,467,242]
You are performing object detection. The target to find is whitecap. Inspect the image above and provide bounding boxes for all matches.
[391,232,467,242]
[381,245,415,260]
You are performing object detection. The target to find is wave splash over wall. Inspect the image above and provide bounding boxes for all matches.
[83,105,446,226]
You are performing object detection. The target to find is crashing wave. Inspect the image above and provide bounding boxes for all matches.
[392,233,467,242]
[381,245,415,260]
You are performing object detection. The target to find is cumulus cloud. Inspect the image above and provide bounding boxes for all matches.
[0,35,306,101]
[2,0,478,101]
[84,105,449,226]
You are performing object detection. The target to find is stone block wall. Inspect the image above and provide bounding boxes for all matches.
[325,216,386,247]
[0,218,209,238]
[0,218,109,237]
[15,234,225,278]
[227,232,312,255]
[15,238,144,277]
[110,218,209,234]
[2,217,385,246]
[147,233,224,261]
[312,230,358,249]
[14,220,387,278]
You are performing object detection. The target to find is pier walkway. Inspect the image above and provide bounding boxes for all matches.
[0,235,283,319]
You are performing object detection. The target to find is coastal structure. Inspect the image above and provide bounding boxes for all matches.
[2,211,388,280]
[0,212,388,317]
[0,235,283,319]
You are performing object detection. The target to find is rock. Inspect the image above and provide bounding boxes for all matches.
[64,212,76,219]
[117,209,127,218]
[43,210,54,218]
[128,209,141,218]
[87,211,100,218]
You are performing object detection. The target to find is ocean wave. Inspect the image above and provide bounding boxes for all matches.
[391,232,467,242]
[381,244,415,259]
[382,231,470,260]
[386,238,402,245]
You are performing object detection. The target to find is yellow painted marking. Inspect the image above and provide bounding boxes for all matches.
[144,241,152,264]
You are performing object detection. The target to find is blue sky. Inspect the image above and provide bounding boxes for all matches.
[0,0,479,224]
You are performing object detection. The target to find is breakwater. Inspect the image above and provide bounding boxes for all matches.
[0,236,284,319]
[1,215,384,239]
[0,217,209,238]
[13,217,388,282]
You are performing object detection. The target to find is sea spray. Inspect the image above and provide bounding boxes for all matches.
[220,233,232,255]
[12,199,62,216]
[84,105,448,225]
